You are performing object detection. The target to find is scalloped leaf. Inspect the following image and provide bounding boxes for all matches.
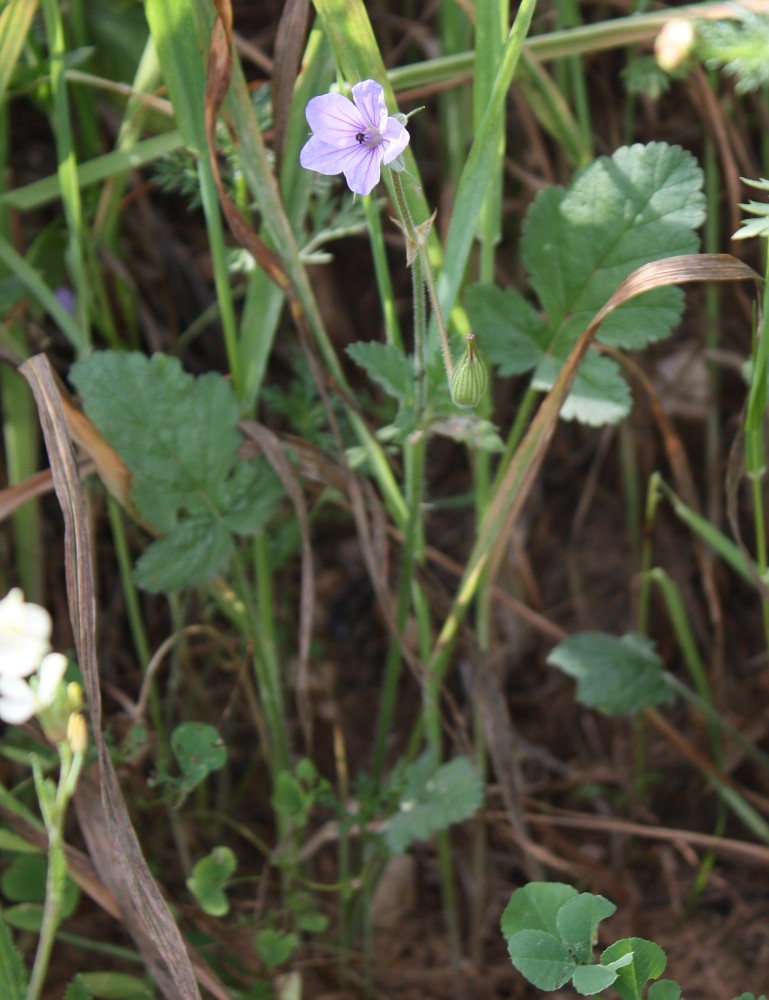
[547,632,674,715]
[382,753,483,855]
[507,930,577,990]
[70,352,284,592]
[346,341,415,402]
[557,892,616,962]
[465,142,705,426]
[501,882,578,939]
[601,937,667,1000]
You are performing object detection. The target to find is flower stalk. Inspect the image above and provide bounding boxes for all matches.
[389,169,456,388]
[26,726,87,1000]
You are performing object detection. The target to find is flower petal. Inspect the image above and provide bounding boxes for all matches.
[305,92,365,148]
[380,117,411,164]
[301,133,383,196]
[0,588,52,679]
[351,80,388,131]
[300,135,356,176]
[342,146,383,196]
[37,652,68,707]
[0,675,36,725]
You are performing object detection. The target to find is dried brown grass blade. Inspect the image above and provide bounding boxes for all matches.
[487,254,762,583]
[431,254,762,673]
[272,0,311,174]
[205,0,289,290]
[19,354,204,1000]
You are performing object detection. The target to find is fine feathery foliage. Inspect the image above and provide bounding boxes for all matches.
[69,352,285,593]
[546,631,674,715]
[733,176,769,240]
[466,142,706,425]
[698,11,769,93]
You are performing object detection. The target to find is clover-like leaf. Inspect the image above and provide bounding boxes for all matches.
[501,882,579,941]
[171,722,227,795]
[187,846,237,917]
[507,930,577,990]
[601,937,667,1000]
[556,892,616,963]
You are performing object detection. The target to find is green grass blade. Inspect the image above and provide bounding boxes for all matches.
[0,233,87,353]
[146,0,242,396]
[144,0,208,155]
[658,480,759,586]
[41,0,91,352]
[435,0,538,329]
[0,131,183,211]
[0,0,38,104]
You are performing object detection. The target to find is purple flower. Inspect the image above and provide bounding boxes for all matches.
[299,80,410,197]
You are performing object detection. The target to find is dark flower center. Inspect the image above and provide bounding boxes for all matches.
[354,125,382,149]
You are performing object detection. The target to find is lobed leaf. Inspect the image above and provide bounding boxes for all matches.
[133,518,234,594]
[187,846,237,917]
[501,882,577,939]
[71,351,284,592]
[171,722,228,793]
[547,631,674,715]
[464,285,547,377]
[467,142,706,425]
[572,963,620,995]
[649,982,683,1000]
[506,929,577,990]
[382,754,483,855]
[601,937,667,1000]
[346,341,415,402]
[556,892,616,963]
[532,351,631,425]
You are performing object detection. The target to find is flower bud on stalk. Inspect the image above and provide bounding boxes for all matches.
[67,712,88,755]
[450,333,488,408]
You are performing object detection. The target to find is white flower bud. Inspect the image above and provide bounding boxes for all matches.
[655,19,696,73]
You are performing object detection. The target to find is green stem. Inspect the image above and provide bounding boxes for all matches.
[27,745,85,1000]
[40,0,91,354]
[230,548,290,777]
[390,170,454,382]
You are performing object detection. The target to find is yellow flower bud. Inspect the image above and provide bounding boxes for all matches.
[67,681,84,713]
[67,712,88,755]
[450,333,488,408]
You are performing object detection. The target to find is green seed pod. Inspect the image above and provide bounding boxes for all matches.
[450,333,488,408]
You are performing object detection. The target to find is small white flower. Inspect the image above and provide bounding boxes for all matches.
[0,588,53,679]
[37,653,68,707]
[0,590,67,726]
[0,675,37,724]
[0,652,68,726]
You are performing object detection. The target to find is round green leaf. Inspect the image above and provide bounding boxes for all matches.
[572,963,619,995]
[171,722,227,789]
[253,928,299,969]
[507,929,577,990]
[501,882,578,939]
[557,892,616,962]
